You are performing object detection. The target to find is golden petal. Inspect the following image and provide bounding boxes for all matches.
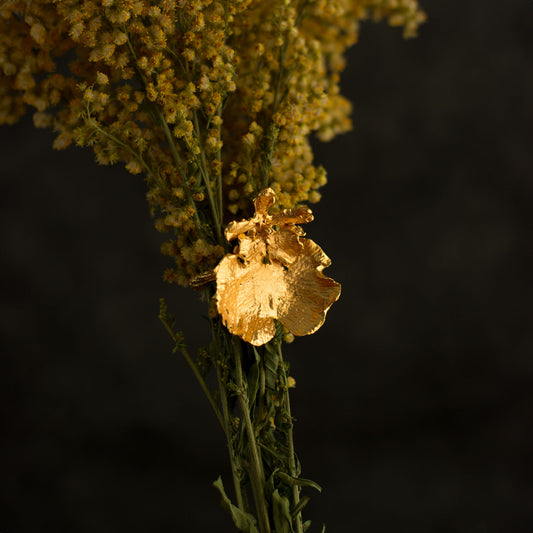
[253,187,276,216]
[266,229,304,266]
[238,234,267,261]
[277,239,341,336]
[271,207,314,227]
[225,219,257,241]
[214,254,286,346]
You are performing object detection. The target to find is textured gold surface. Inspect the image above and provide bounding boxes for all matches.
[214,188,341,346]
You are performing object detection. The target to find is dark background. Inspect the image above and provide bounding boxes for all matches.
[1,1,533,531]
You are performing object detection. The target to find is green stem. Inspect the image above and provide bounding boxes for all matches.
[178,38,222,242]
[208,311,248,514]
[154,106,204,227]
[125,32,206,238]
[215,106,224,229]
[84,111,152,176]
[261,1,312,189]
[160,318,224,428]
[278,346,303,533]
[192,110,223,243]
[216,364,247,513]
[232,336,272,533]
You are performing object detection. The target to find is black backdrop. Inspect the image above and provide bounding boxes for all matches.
[2,1,533,532]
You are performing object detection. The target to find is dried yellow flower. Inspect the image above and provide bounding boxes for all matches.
[0,0,424,285]
[215,188,341,346]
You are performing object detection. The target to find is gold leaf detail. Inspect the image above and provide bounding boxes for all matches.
[214,188,341,346]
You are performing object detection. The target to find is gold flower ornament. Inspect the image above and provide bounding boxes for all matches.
[215,188,341,346]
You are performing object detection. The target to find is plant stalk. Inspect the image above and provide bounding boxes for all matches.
[278,346,304,533]
[232,336,272,533]
[160,317,224,428]
[216,364,247,513]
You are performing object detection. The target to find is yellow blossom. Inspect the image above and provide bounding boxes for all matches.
[0,0,425,286]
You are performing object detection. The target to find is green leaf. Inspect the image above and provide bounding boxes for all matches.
[264,342,280,390]
[247,360,260,409]
[253,397,278,435]
[321,525,326,533]
[274,471,322,493]
[274,320,285,344]
[303,520,312,532]
[213,477,260,533]
[272,489,294,533]
[252,346,266,397]
[291,495,311,518]
[258,440,291,471]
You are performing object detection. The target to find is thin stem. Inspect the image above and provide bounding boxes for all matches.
[232,336,272,533]
[215,105,224,229]
[84,111,152,176]
[216,364,247,512]
[154,106,207,237]
[160,318,224,428]
[178,39,222,242]
[261,1,312,189]
[125,31,205,238]
[192,110,223,243]
[208,309,248,514]
[278,346,303,533]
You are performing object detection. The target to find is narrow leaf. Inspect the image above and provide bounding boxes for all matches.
[303,520,312,532]
[213,477,260,533]
[264,342,279,390]
[247,360,260,409]
[258,441,289,464]
[291,495,311,518]
[272,489,294,533]
[252,346,266,397]
[275,471,322,493]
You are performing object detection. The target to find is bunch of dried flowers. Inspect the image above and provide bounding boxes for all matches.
[0,0,424,530]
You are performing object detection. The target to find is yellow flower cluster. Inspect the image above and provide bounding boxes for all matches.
[0,0,424,286]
